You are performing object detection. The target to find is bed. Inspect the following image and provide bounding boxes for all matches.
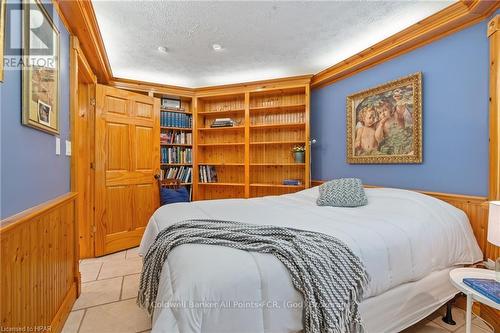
[139,187,483,333]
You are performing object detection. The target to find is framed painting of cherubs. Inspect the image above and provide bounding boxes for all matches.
[346,72,422,164]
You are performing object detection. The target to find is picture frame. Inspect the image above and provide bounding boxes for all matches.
[0,0,5,82]
[22,0,60,135]
[346,72,422,164]
[161,97,182,110]
[37,100,51,126]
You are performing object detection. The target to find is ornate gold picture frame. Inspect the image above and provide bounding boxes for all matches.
[22,0,60,135]
[346,72,422,164]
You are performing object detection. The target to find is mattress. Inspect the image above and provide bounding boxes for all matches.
[139,187,483,332]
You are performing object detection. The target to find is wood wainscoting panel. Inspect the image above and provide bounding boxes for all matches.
[0,193,78,333]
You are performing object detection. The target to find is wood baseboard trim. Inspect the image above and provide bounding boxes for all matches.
[50,283,77,333]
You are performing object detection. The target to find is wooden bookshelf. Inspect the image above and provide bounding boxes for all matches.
[193,78,310,200]
[156,94,194,199]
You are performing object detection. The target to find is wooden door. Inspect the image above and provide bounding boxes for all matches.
[95,84,160,256]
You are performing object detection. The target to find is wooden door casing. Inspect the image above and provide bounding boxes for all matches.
[95,84,160,256]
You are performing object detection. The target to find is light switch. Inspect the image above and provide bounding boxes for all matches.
[55,137,60,155]
[65,140,71,156]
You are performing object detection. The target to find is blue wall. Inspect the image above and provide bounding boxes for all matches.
[0,0,71,218]
[311,19,491,196]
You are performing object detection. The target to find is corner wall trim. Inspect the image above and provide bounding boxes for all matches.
[488,15,500,200]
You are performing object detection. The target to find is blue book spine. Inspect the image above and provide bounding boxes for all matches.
[462,278,500,304]
[283,179,301,186]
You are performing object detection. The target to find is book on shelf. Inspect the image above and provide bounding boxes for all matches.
[160,130,192,145]
[161,166,192,184]
[160,111,192,128]
[282,179,302,186]
[161,147,192,164]
[199,165,218,183]
[210,118,237,128]
[462,278,500,304]
[161,106,185,112]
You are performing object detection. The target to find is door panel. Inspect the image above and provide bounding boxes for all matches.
[106,123,130,170]
[133,183,156,229]
[105,95,129,115]
[135,126,154,170]
[136,102,153,118]
[95,84,160,256]
[105,185,133,234]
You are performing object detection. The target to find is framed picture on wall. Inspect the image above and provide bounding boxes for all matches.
[0,0,5,82]
[346,72,422,164]
[22,0,60,135]
[161,97,182,110]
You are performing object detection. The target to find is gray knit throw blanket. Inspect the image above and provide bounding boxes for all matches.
[137,219,369,333]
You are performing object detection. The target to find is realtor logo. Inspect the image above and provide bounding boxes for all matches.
[4,1,58,70]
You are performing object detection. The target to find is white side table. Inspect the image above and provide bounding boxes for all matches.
[449,268,499,333]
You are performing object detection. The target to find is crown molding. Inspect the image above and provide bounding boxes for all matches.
[109,77,195,97]
[55,0,112,83]
[55,0,499,92]
[310,0,500,88]
[194,74,313,96]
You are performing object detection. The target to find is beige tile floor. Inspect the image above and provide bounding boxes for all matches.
[62,247,495,333]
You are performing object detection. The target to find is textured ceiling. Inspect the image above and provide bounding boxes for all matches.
[92,1,454,88]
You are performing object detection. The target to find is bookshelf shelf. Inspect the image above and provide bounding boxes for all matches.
[161,108,192,115]
[193,81,310,201]
[161,126,193,131]
[250,140,306,145]
[199,182,245,186]
[250,163,305,166]
[198,143,245,147]
[161,143,192,147]
[198,126,245,131]
[198,163,244,166]
[161,163,192,166]
[250,123,305,130]
[250,183,306,188]
[197,109,245,116]
[249,104,306,112]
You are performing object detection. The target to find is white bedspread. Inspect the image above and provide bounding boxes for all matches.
[139,187,482,333]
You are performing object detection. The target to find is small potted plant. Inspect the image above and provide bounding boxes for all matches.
[292,146,305,163]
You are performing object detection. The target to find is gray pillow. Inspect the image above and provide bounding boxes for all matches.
[316,178,368,207]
